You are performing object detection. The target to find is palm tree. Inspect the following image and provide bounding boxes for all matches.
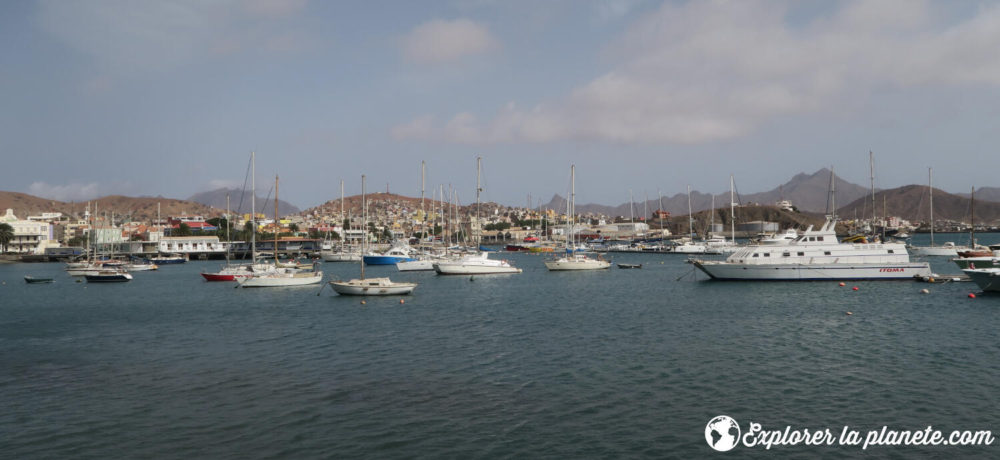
[0,223,13,253]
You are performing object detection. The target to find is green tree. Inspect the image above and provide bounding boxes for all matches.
[433,224,442,236]
[289,223,299,233]
[0,223,13,253]
[173,223,192,237]
[382,227,393,241]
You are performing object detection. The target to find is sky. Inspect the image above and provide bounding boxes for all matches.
[2,0,1000,209]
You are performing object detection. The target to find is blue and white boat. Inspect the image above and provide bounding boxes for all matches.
[363,245,416,265]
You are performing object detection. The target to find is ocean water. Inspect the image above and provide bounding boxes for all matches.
[2,233,999,459]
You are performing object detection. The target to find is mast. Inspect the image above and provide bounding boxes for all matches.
[251,151,256,262]
[569,165,575,252]
[475,156,482,247]
[882,195,886,241]
[421,160,426,229]
[929,168,934,246]
[274,175,279,264]
[361,174,368,279]
[340,179,345,224]
[658,189,664,234]
[869,151,876,234]
[687,185,694,239]
[629,190,634,227]
[225,193,230,263]
[971,186,976,248]
[730,174,736,243]
[643,191,649,227]
[710,195,715,236]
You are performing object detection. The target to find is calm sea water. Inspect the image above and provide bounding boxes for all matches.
[2,233,999,458]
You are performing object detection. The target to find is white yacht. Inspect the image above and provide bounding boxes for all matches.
[691,217,931,280]
[237,266,324,287]
[434,252,522,275]
[544,165,611,271]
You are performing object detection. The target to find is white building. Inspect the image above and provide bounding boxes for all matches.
[158,236,228,254]
[2,208,58,254]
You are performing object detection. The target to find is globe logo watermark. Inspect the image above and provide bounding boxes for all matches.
[706,415,741,452]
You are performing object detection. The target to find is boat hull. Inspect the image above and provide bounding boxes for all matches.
[953,258,999,270]
[329,281,416,295]
[964,269,1000,292]
[202,272,238,281]
[692,261,932,280]
[238,272,323,287]
[544,259,611,270]
[433,263,522,275]
[364,255,416,265]
[396,260,435,271]
[321,252,362,262]
[85,273,133,282]
[909,246,959,257]
[24,276,54,284]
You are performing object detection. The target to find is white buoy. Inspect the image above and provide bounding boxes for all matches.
[920,289,930,294]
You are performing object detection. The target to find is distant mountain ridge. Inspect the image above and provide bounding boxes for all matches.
[187,188,300,217]
[546,169,872,218]
[0,191,220,221]
[839,185,1000,223]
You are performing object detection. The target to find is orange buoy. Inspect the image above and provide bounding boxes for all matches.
[839,282,846,287]
[399,299,405,304]
[361,299,367,305]
[969,293,976,299]
[852,286,859,291]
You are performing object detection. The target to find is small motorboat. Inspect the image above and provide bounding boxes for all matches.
[617,263,642,269]
[85,269,133,283]
[24,275,54,284]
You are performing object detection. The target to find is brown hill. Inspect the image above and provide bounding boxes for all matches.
[837,185,1000,224]
[303,192,510,218]
[0,191,222,222]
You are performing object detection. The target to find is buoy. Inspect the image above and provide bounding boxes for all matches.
[927,277,935,283]
[852,286,859,291]
[469,276,474,282]
[846,311,853,315]
[920,289,930,294]
[399,299,404,304]
[969,293,976,299]
[839,282,845,287]
[361,299,367,305]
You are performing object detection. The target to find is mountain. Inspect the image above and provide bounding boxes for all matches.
[837,185,1000,223]
[547,169,871,218]
[958,187,1000,203]
[187,188,300,217]
[0,191,220,221]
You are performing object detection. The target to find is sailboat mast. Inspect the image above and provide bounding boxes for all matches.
[687,185,694,239]
[710,195,715,234]
[569,165,575,252]
[869,151,876,233]
[658,189,664,234]
[475,156,482,247]
[421,160,426,228]
[251,151,256,262]
[361,174,368,279]
[340,179,344,224]
[929,168,934,246]
[225,193,230,263]
[274,175,279,264]
[971,186,976,248]
[730,174,735,243]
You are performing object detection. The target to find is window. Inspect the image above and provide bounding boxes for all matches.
[824,251,831,255]
[808,237,815,242]
[817,236,825,241]
[888,250,894,254]
[763,253,770,257]
[797,252,805,256]
[782,252,790,257]
[752,253,759,258]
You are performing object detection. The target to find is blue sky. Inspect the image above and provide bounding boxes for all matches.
[2,0,999,208]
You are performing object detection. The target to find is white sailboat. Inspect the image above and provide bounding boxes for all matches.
[321,179,363,262]
[909,168,967,256]
[238,174,323,287]
[330,175,417,295]
[433,157,521,275]
[545,165,610,271]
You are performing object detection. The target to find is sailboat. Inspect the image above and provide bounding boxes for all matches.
[433,157,521,275]
[909,168,967,256]
[237,175,324,287]
[321,179,363,262]
[672,185,711,254]
[544,165,610,271]
[330,175,417,295]
[203,152,272,281]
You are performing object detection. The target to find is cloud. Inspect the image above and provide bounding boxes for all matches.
[395,0,1000,145]
[402,18,500,63]
[28,182,102,202]
[38,0,313,74]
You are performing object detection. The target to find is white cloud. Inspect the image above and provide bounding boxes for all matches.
[402,18,500,63]
[395,0,1000,145]
[28,182,102,202]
